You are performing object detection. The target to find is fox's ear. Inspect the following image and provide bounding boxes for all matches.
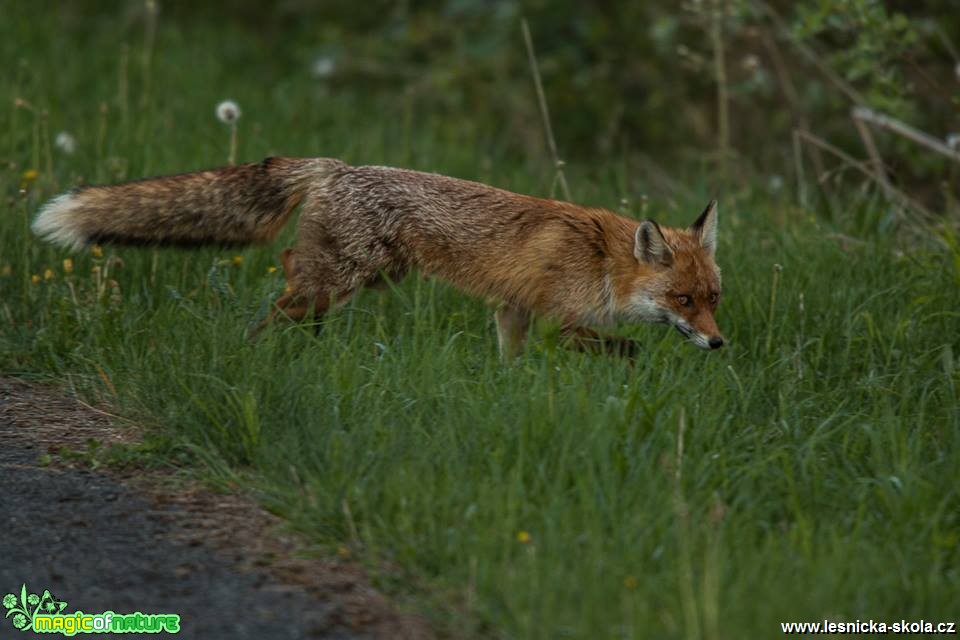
[690,200,718,257]
[634,220,673,267]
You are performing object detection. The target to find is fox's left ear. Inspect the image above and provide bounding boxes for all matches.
[690,200,718,258]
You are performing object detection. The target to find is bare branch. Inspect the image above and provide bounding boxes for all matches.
[795,129,936,222]
[852,107,960,165]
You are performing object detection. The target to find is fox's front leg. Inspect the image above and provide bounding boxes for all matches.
[560,325,639,361]
[495,304,532,359]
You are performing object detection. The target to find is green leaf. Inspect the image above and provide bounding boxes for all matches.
[19,585,26,611]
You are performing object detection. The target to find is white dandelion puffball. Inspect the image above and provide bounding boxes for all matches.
[216,100,242,125]
[55,132,76,154]
[311,56,336,78]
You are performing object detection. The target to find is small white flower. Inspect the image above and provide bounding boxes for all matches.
[947,133,960,151]
[311,56,336,78]
[741,54,760,72]
[216,100,241,125]
[768,174,784,193]
[55,131,76,154]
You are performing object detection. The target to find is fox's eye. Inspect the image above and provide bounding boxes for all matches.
[677,295,692,307]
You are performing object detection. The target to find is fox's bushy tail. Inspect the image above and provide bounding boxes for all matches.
[33,157,342,250]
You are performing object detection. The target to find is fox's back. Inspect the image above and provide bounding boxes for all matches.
[309,164,625,317]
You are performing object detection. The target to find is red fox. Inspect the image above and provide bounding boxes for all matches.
[32,157,724,357]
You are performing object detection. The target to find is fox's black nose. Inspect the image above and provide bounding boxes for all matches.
[708,337,724,349]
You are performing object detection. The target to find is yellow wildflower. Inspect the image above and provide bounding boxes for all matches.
[21,169,39,183]
[1,265,11,277]
[31,274,41,284]
[337,546,351,558]
[623,576,639,590]
[43,268,55,281]
[62,258,73,274]
[516,530,531,544]
[266,266,277,274]
[232,255,244,266]
[91,244,103,258]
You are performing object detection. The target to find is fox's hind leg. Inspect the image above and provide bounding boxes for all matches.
[495,304,532,359]
[251,246,357,337]
[250,248,306,337]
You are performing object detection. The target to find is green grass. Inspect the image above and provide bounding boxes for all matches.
[2,6,959,638]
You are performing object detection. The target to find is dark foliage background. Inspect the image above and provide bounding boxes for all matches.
[10,1,960,213]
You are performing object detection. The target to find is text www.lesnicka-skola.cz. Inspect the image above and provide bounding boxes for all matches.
[781,620,956,635]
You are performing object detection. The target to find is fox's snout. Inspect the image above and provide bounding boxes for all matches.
[682,329,725,350]
[675,322,725,350]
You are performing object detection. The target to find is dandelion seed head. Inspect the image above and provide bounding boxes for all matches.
[55,131,76,154]
[741,54,760,72]
[216,100,241,125]
[311,56,336,78]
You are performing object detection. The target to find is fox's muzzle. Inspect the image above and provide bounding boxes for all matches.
[675,323,724,350]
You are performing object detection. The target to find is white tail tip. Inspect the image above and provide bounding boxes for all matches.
[33,192,88,251]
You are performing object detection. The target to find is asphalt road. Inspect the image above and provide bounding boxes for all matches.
[0,427,357,639]
[0,376,434,640]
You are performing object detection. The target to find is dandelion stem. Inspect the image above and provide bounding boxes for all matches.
[228,122,237,166]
